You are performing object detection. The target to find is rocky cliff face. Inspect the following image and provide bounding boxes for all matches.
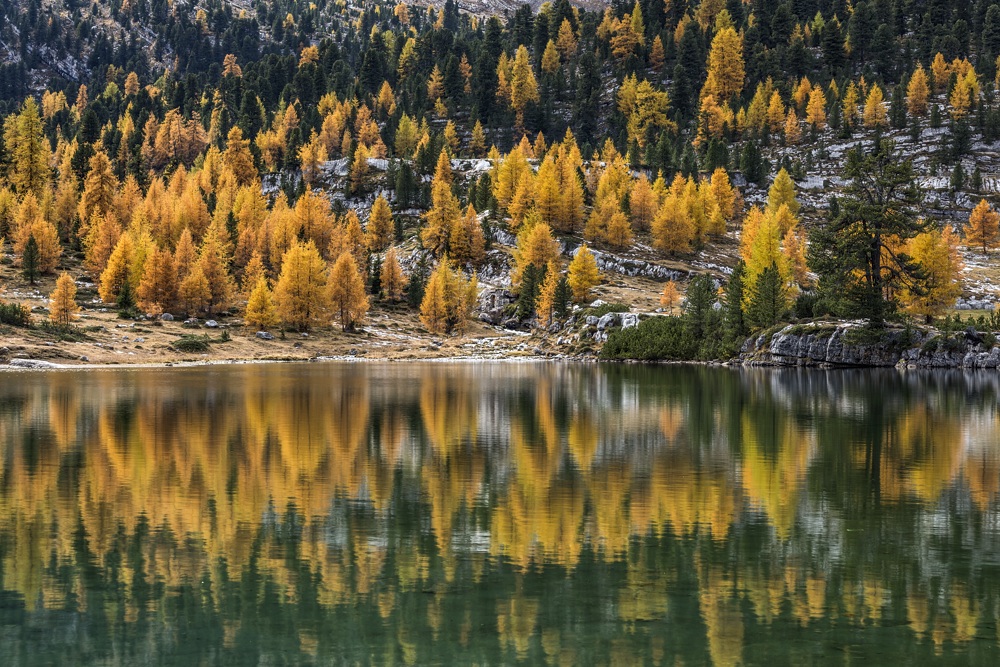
[742,322,1000,369]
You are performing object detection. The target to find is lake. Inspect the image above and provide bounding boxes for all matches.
[1,362,999,665]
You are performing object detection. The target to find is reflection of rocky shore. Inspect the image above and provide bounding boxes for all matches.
[1,363,999,663]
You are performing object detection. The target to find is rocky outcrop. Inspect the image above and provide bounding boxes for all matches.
[742,322,1000,369]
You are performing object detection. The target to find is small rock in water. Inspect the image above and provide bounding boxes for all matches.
[204,320,219,328]
[255,331,275,340]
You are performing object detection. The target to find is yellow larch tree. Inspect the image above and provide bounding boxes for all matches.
[784,109,801,144]
[367,194,395,252]
[536,260,564,327]
[709,167,738,223]
[966,199,1000,254]
[327,251,370,331]
[557,149,586,232]
[222,126,257,185]
[767,169,800,217]
[660,280,681,312]
[629,173,657,232]
[702,25,745,103]
[420,259,477,334]
[507,45,539,130]
[541,40,560,75]
[511,222,560,288]
[381,247,408,301]
[567,243,601,302]
[49,273,79,325]
[173,227,198,281]
[902,226,963,320]
[652,176,695,255]
[299,131,328,185]
[450,204,486,266]
[606,210,633,248]
[179,263,211,316]
[907,64,930,117]
[137,244,178,314]
[196,230,235,314]
[863,84,888,128]
[2,97,50,196]
[12,193,61,274]
[782,226,810,288]
[535,156,562,227]
[244,276,278,330]
[805,86,827,130]
[930,52,949,92]
[649,35,665,72]
[470,120,487,156]
[274,240,330,331]
[99,234,134,304]
[78,151,118,228]
[766,90,786,133]
[422,150,462,256]
[556,19,578,61]
[427,65,445,101]
[949,70,978,119]
[842,83,860,127]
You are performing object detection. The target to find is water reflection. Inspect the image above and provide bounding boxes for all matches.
[1,364,1000,664]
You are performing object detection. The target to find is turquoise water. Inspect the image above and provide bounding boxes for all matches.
[1,362,999,665]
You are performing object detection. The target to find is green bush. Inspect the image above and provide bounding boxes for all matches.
[171,335,212,352]
[0,302,31,327]
[600,316,697,361]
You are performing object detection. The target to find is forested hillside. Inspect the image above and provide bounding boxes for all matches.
[1,0,999,361]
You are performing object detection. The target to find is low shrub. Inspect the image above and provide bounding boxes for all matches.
[600,316,697,361]
[171,335,212,352]
[0,302,31,327]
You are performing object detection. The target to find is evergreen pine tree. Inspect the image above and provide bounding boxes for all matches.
[22,234,40,285]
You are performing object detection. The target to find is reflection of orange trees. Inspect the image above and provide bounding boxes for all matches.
[739,411,815,539]
[699,564,745,667]
[634,450,739,541]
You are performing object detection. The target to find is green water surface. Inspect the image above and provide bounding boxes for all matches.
[1,362,999,665]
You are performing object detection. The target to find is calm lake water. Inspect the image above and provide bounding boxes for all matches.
[2,362,1000,665]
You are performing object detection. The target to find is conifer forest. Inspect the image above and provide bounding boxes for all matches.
[1,0,1000,360]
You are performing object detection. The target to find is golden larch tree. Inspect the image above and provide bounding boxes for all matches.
[767,169,800,216]
[244,277,278,330]
[511,222,560,287]
[367,194,395,252]
[805,86,827,130]
[49,273,79,325]
[536,260,563,326]
[966,199,1000,254]
[422,151,462,256]
[381,247,408,301]
[99,234,134,304]
[568,244,601,302]
[629,174,657,232]
[274,240,331,331]
[863,85,888,128]
[507,45,539,130]
[179,263,212,316]
[903,226,963,320]
[450,204,486,266]
[660,280,681,312]
[327,251,370,331]
[137,244,178,314]
[702,25,745,102]
[907,65,930,117]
